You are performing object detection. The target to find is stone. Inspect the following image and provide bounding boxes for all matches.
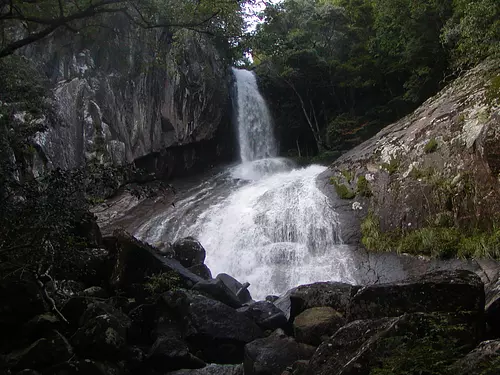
[293,307,345,346]
[306,312,480,375]
[60,297,91,328]
[244,329,316,375]
[216,273,252,304]
[266,295,279,303]
[128,303,157,345]
[47,359,125,375]
[80,286,108,299]
[147,336,205,372]
[275,282,359,321]
[349,270,485,321]
[22,313,61,341]
[168,364,244,375]
[448,339,500,375]
[7,331,73,371]
[237,301,288,331]
[172,237,206,268]
[193,279,242,308]
[71,302,131,359]
[163,290,263,363]
[109,230,203,292]
[188,264,213,280]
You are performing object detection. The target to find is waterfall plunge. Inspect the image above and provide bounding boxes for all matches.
[137,68,354,299]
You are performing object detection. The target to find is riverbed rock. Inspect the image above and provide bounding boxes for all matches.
[188,264,213,280]
[168,364,244,375]
[293,307,345,346]
[7,331,73,371]
[306,312,480,375]
[163,290,263,363]
[448,339,500,375]
[147,336,205,371]
[275,282,360,321]
[348,269,484,321]
[244,329,316,375]
[109,230,203,292]
[216,273,252,304]
[193,279,242,308]
[238,301,288,331]
[172,237,206,268]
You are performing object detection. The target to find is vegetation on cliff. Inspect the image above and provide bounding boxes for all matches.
[249,0,500,158]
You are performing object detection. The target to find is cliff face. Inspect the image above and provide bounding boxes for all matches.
[21,16,234,175]
[319,59,500,245]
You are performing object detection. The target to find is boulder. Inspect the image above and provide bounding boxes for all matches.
[216,274,252,304]
[172,237,206,268]
[244,329,316,375]
[71,302,131,359]
[80,286,108,299]
[22,313,61,341]
[349,270,485,321]
[128,303,157,345]
[237,301,288,331]
[193,279,242,308]
[163,290,263,363]
[109,230,203,292]
[293,307,345,346]
[60,297,91,328]
[47,359,125,375]
[448,339,500,375]
[306,312,480,375]
[275,282,359,321]
[188,264,213,280]
[168,364,244,375]
[147,336,205,371]
[7,331,73,371]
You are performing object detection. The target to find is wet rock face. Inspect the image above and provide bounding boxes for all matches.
[21,17,233,175]
[319,59,500,241]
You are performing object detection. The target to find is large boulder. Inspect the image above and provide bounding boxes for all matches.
[163,290,263,363]
[147,336,205,372]
[244,329,316,375]
[216,274,252,304]
[275,282,360,321]
[348,270,485,321]
[168,364,244,375]
[172,237,206,268]
[6,331,73,372]
[448,339,500,375]
[109,230,203,292]
[71,302,131,359]
[193,279,242,308]
[293,307,345,346]
[237,301,288,331]
[306,312,480,375]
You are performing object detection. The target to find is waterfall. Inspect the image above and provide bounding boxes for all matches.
[232,68,277,162]
[136,68,354,299]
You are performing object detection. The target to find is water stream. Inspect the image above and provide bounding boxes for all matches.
[137,68,356,299]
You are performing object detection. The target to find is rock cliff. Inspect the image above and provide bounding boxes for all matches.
[19,15,234,176]
[319,59,500,249]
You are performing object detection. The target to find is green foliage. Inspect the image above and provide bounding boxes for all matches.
[360,212,394,252]
[486,75,500,105]
[381,157,400,175]
[424,138,439,153]
[409,166,435,180]
[397,227,460,259]
[330,177,356,199]
[356,175,372,197]
[145,271,182,295]
[341,169,354,184]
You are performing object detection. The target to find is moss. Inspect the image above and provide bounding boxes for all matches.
[424,138,438,154]
[330,176,356,199]
[361,212,395,252]
[397,227,460,259]
[341,169,354,184]
[356,175,372,197]
[409,166,435,180]
[486,75,500,105]
[145,271,182,295]
[381,156,400,175]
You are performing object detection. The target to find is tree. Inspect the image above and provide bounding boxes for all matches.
[0,0,254,58]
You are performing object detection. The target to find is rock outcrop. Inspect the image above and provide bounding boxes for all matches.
[319,59,500,246]
[16,16,235,177]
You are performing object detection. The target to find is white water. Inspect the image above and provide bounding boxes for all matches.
[137,69,356,299]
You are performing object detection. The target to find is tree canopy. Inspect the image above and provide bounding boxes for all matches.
[250,0,500,159]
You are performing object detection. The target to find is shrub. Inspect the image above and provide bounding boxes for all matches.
[424,138,438,154]
[357,175,372,197]
[381,157,400,175]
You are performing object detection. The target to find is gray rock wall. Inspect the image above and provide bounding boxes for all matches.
[22,15,233,173]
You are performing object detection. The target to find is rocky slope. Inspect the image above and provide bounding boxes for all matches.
[318,59,500,249]
[17,15,235,177]
[2,226,500,375]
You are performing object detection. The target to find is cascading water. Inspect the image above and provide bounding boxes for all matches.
[137,68,356,299]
